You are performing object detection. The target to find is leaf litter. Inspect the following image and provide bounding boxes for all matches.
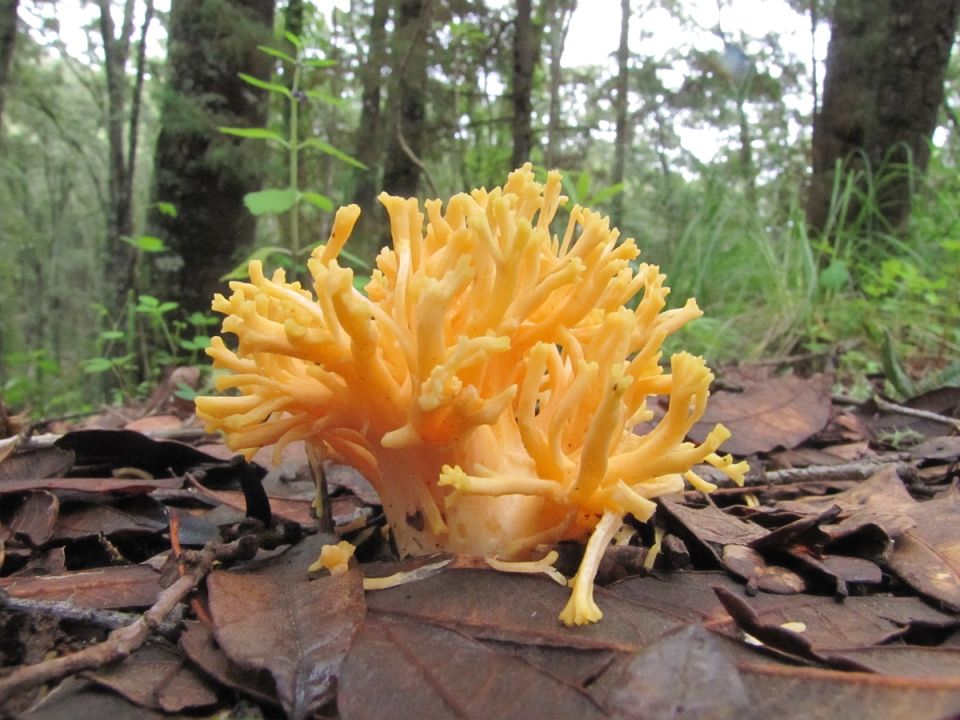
[0,372,959,719]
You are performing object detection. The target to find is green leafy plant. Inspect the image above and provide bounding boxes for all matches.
[220,32,367,272]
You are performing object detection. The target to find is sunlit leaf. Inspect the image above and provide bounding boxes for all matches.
[244,188,297,215]
[299,139,366,169]
[219,126,289,147]
[122,235,167,253]
[153,201,178,218]
[302,57,336,68]
[300,191,334,211]
[257,44,296,63]
[237,73,292,98]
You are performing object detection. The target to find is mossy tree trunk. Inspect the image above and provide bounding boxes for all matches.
[0,0,16,132]
[149,0,275,315]
[350,0,389,256]
[382,0,428,201]
[544,0,575,169]
[510,0,540,168]
[807,0,960,234]
[610,0,630,229]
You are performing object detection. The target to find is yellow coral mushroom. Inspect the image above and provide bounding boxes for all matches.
[196,164,747,625]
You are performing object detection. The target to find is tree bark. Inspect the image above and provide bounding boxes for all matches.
[382,0,429,200]
[0,0,17,132]
[96,0,139,304]
[351,0,389,252]
[807,0,960,234]
[611,0,630,228]
[149,0,275,315]
[544,0,575,168]
[510,0,538,168]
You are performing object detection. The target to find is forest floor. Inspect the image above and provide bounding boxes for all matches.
[1,365,960,719]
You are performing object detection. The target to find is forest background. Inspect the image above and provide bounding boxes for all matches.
[0,0,958,418]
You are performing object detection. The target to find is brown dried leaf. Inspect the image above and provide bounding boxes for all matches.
[339,615,606,720]
[822,645,960,678]
[738,662,960,720]
[713,586,958,660]
[0,476,183,496]
[179,620,280,707]
[689,371,833,455]
[364,568,688,652]
[910,436,960,462]
[783,468,960,609]
[51,496,168,542]
[659,495,769,564]
[20,678,174,720]
[7,491,59,546]
[55,429,223,476]
[206,534,365,719]
[0,447,75,482]
[722,545,806,594]
[601,625,760,720]
[886,486,960,611]
[87,642,218,712]
[0,564,163,609]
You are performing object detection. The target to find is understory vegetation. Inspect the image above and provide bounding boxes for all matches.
[1,1,958,417]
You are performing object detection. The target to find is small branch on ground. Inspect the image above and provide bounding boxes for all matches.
[872,396,960,433]
[760,460,915,486]
[0,536,258,705]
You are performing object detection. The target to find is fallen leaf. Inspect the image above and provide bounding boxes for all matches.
[0,447,75,482]
[689,371,833,455]
[6,491,59,546]
[722,545,806,594]
[910,436,960,462]
[782,467,960,609]
[339,615,606,720]
[0,476,183,495]
[206,534,365,719]
[51,496,168,542]
[364,568,688,652]
[737,662,960,720]
[659,495,769,564]
[885,485,960,611]
[0,564,163,609]
[87,642,218,712]
[822,645,960,678]
[55,429,223,476]
[600,624,760,720]
[20,678,174,720]
[179,620,280,707]
[713,586,958,661]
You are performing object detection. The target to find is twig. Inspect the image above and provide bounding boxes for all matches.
[744,458,914,487]
[0,592,140,630]
[757,460,913,487]
[873,396,960,433]
[0,538,256,704]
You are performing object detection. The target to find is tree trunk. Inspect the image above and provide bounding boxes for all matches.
[510,0,538,168]
[382,0,428,200]
[149,0,275,315]
[807,0,960,234]
[97,0,138,304]
[610,0,630,228]
[544,0,575,168]
[0,0,17,132]
[351,0,389,253]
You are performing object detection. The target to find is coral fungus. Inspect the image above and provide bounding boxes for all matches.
[196,164,746,624]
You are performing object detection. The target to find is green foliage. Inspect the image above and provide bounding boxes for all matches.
[81,294,216,402]
[221,31,366,274]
